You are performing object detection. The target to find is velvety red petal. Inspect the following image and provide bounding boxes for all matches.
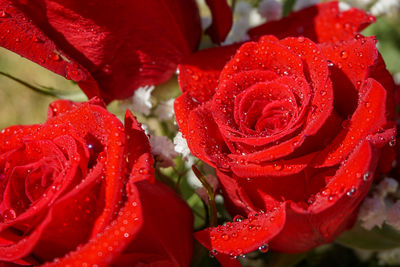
[187,102,231,169]
[229,134,305,163]
[219,37,302,83]
[271,140,375,252]
[43,184,143,267]
[195,203,286,257]
[114,181,194,267]
[369,54,396,120]
[280,37,333,136]
[204,0,233,44]
[248,1,374,43]
[124,110,152,178]
[0,1,101,99]
[231,152,316,178]
[216,170,259,216]
[320,36,377,117]
[4,0,201,102]
[48,101,127,234]
[176,44,239,137]
[314,78,388,167]
[212,70,279,144]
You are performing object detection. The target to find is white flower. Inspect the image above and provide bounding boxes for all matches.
[370,0,400,17]
[130,85,154,116]
[376,177,399,198]
[377,248,400,266]
[154,99,175,121]
[149,135,178,168]
[293,0,320,11]
[223,2,264,45]
[386,200,400,231]
[173,132,191,159]
[359,195,387,230]
[339,2,351,12]
[258,0,283,21]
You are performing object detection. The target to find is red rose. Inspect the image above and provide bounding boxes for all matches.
[0,99,193,266]
[0,0,202,103]
[174,1,396,261]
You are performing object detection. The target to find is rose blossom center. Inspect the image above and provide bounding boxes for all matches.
[236,82,298,135]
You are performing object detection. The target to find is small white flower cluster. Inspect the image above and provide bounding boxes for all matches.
[149,135,179,168]
[129,85,155,116]
[343,0,400,17]
[359,177,400,230]
[223,0,284,45]
[370,0,400,17]
[293,0,320,11]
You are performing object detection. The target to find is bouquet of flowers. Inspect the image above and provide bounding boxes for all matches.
[0,0,399,266]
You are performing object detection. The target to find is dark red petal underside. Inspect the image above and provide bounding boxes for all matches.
[0,1,101,99]
[204,0,233,44]
[6,0,201,102]
[248,1,374,43]
[195,203,286,257]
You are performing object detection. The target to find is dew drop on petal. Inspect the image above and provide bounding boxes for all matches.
[258,244,269,253]
[340,51,348,59]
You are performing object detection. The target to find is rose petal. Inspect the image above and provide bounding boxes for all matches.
[195,203,286,256]
[113,181,194,267]
[43,183,143,266]
[232,152,316,178]
[248,2,374,43]
[0,1,101,98]
[187,102,231,169]
[270,140,376,252]
[176,44,240,137]
[314,78,388,167]
[204,0,233,44]
[320,36,377,117]
[3,0,201,102]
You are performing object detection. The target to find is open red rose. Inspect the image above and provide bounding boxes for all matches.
[0,98,193,266]
[174,1,396,261]
[0,0,202,103]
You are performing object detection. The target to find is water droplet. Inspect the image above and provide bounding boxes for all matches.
[209,249,218,258]
[233,215,244,222]
[3,209,16,221]
[52,54,61,61]
[321,188,331,196]
[273,163,283,171]
[258,244,269,253]
[346,187,356,196]
[222,234,230,241]
[389,139,396,147]
[0,11,7,18]
[340,51,348,59]
[363,172,372,181]
[298,36,305,42]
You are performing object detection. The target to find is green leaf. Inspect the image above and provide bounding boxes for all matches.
[337,223,400,250]
[283,0,297,17]
[0,71,87,101]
